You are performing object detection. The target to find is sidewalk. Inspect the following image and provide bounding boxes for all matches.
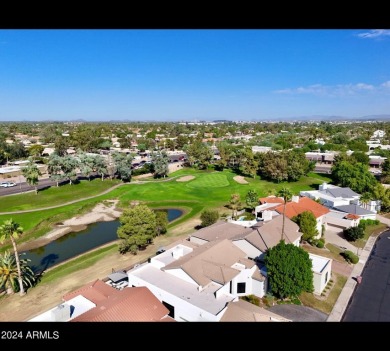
[327,217,390,321]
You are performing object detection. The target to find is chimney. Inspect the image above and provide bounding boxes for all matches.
[319,182,328,191]
[292,195,299,203]
[262,210,272,222]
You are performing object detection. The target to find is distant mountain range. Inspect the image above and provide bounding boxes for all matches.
[1,115,390,123]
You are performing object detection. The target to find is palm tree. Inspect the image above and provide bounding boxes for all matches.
[277,187,293,241]
[229,193,242,220]
[359,192,371,210]
[0,251,35,295]
[0,219,25,296]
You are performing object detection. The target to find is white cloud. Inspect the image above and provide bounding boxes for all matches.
[274,82,387,97]
[381,81,390,88]
[357,29,390,39]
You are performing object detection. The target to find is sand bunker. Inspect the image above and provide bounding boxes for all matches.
[176,175,195,182]
[19,200,122,251]
[233,176,248,184]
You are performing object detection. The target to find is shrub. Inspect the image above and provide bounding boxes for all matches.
[342,250,359,264]
[242,294,260,306]
[244,212,256,220]
[359,219,380,230]
[200,209,219,227]
[316,240,324,248]
[344,227,364,241]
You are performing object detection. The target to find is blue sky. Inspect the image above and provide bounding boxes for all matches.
[0,29,390,121]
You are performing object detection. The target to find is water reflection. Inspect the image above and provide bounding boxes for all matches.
[23,208,183,273]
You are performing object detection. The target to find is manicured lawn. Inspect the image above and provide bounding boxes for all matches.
[0,178,121,212]
[299,273,347,314]
[186,173,229,188]
[0,168,333,250]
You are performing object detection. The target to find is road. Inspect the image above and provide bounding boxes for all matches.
[0,177,59,196]
[342,229,390,321]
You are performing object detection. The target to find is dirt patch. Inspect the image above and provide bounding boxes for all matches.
[18,200,122,252]
[176,175,195,182]
[233,176,248,184]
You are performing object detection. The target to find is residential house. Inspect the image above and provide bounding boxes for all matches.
[255,195,329,239]
[300,183,378,226]
[29,279,171,322]
[127,238,268,321]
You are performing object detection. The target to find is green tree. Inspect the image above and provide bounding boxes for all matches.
[54,136,69,157]
[343,226,364,242]
[152,151,169,178]
[94,154,108,181]
[155,211,168,236]
[78,152,95,181]
[277,187,293,241]
[200,209,219,227]
[332,160,377,194]
[117,205,157,254]
[0,220,26,296]
[184,141,213,170]
[21,158,42,194]
[351,151,369,165]
[47,154,65,187]
[61,155,79,185]
[245,190,259,211]
[293,211,318,242]
[265,241,314,299]
[112,152,133,181]
[28,144,44,160]
[0,251,35,295]
[240,147,258,178]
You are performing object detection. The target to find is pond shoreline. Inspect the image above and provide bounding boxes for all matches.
[19,200,122,252]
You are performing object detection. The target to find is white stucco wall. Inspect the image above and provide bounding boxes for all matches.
[252,279,265,298]
[312,260,332,295]
[127,274,222,321]
[232,239,262,259]
[230,267,257,296]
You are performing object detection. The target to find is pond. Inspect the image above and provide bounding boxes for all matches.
[22,208,183,273]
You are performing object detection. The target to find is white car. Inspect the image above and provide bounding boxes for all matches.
[0,182,16,188]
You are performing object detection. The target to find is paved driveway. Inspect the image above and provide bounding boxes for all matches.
[324,226,357,252]
[268,305,328,322]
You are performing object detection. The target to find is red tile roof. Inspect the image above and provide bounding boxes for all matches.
[63,279,117,304]
[259,196,284,204]
[274,197,329,219]
[345,214,360,220]
[71,286,169,322]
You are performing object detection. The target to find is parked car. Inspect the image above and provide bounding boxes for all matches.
[0,181,16,188]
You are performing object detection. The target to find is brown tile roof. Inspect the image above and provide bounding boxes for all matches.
[190,221,253,242]
[71,287,169,322]
[63,279,117,304]
[163,239,247,287]
[220,300,290,322]
[251,268,265,282]
[243,215,302,251]
[274,197,329,219]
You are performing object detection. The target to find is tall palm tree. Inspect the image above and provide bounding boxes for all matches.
[0,219,25,296]
[0,251,35,295]
[359,192,371,210]
[277,187,293,241]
